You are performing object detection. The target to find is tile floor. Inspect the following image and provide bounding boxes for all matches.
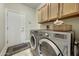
[12,48,33,56]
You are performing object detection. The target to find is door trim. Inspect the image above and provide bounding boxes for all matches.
[0,8,8,56]
[5,8,8,47]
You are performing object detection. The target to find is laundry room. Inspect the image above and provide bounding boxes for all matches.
[0,2,79,56]
[38,3,79,56]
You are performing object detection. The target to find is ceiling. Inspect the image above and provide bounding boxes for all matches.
[23,3,41,9]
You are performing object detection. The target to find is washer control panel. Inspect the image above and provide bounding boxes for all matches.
[54,33,67,39]
[38,32,49,38]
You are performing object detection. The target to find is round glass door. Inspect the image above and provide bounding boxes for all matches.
[39,38,62,56]
[30,34,36,50]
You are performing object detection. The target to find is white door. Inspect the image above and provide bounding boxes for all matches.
[6,10,26,47]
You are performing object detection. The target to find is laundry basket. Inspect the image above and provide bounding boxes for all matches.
[53,24,72,32]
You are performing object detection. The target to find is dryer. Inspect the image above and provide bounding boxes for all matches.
[38,31,75,56]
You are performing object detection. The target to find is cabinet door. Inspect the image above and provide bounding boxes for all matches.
[49,3,58,20]
[41,4,49,22]
[62,3,79,16]
[38,9,42,22]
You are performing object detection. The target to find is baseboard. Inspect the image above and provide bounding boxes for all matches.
[0,45,8,56]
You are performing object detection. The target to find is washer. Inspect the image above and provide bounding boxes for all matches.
[30,29,48,56]
[38,30,75,56]
[30,30,40,56]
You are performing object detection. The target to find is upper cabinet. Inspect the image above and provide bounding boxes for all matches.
[38,3,58,23]
[38,9,42,22]
[60,3,79,18]
[38,3,79,24]
[40,4,49,22]
[49,3,58,20]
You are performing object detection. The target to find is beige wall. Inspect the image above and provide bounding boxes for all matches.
[0,3,40,53]
[63,17,79,41]
[0,4,5,53]
[40,17,79,41]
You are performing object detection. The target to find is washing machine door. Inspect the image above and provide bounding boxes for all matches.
[30,34,37,50]
[39,38,63,56]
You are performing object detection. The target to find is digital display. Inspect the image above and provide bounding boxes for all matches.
[54,34,67,39]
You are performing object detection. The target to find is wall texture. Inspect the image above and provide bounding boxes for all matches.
[40,17,79,41]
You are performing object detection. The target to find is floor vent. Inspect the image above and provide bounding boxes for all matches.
[5,42,30,56]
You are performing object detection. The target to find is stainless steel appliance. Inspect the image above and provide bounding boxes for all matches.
[38,30,75,56]
[30,30,40,56]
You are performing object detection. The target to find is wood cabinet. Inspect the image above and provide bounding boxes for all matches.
[49,3,58,20]
[38,3,58,23]
[37,4,49,22]
[38,3,79,24]
[40,4,49,22]
[38,9,42,22]
[60,3,79,17]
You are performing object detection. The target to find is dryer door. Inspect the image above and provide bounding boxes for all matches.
[30,34,37,50]
[39,38,63,56]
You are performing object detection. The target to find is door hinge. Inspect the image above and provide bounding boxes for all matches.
[7,27,8,30]
[7,40,8,43]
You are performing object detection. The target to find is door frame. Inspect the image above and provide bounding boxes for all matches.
[0,8,9,56]
[5,8,26,47]
[1,8,26,56]
[5,8,21,47]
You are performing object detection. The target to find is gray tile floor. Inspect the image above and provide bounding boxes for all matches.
[12,48,33,56]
